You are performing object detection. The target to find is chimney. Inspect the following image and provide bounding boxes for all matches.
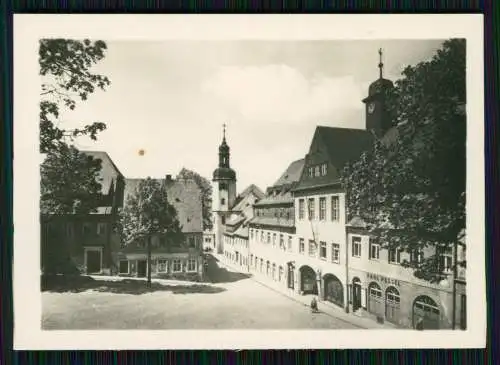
[166,174,173,182]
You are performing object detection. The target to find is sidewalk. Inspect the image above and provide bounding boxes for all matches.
[212,253,399,330]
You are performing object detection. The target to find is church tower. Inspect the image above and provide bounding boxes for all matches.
[362,48,394,137]
[212,124,237,254]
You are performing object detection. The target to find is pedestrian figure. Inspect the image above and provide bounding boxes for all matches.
[415,317,424,331]
[310,297,318,313]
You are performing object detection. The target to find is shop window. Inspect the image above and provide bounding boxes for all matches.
[368,282,384,317]
[119,260,129,274]
[157,259,168,273]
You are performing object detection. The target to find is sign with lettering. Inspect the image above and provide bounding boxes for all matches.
[366,272,401,287]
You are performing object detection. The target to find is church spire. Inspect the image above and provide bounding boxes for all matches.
[218,123,230,168]
[378,48,384,79]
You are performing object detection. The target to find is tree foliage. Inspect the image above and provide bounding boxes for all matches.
[342,39,466,283]
[118,178,183,286]
[178,168,213,230]
[40,39,110,153]
[41,145,103,215]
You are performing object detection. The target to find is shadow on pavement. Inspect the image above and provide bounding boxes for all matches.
[42,275,226,295]
[204,254,251,284]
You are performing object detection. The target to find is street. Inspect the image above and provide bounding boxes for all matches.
[42,255,361,330]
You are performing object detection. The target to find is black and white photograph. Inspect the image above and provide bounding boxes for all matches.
[14,15,485,349]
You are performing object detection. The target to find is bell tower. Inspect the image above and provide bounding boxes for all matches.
[362,48,394,137]
[212,124,237,254]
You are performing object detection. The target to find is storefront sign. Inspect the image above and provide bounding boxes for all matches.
[367,272,401,287]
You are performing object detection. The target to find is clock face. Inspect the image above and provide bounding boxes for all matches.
[368,102,376,114]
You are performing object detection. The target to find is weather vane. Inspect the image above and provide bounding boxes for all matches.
[223,123,226,139]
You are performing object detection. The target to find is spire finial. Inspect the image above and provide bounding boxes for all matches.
[378,48,384,79]
[222,123,226,140]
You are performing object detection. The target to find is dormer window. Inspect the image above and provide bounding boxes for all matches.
[321,163,327,176]
[315,166,320,177]
[308,167,314,178]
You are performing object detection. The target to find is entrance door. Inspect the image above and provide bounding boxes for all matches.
[413,296,440,330]
[352,278,362,311]
[300,266,317,295]
[287,264,295,289]
[86,250,101,274]
[137,260,147,277]
[323,274,344,307]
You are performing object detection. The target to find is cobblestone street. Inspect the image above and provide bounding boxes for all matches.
[42,256,362,330]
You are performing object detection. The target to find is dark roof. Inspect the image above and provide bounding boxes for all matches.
[231,184,265,211]
[81,151,124,195]
[272,158,305,187]
[213,167,236,181]
[294,126,374,191]
[249,216,295,228]
[368,78,394,97]
[123,177,203,233]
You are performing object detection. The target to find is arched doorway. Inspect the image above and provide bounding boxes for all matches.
[352,277,362,311]
[413,295,440,330]
[287,262,295,289]
[323,274,344,307]
[367,282,384,317]
[385,286,401,324]
[300,265,317,295]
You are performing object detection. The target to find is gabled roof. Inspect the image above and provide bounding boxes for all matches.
[81,151,124,195]
[272,158,305,187]
[294,126,374,191]
[123,177,203,234]
[231,184,265,211]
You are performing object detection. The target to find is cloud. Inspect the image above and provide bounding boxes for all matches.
[201,64,364,126]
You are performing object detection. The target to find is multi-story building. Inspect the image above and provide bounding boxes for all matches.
[116,175,204,281]
[248,158,304,293]
[346,218,467,330]
[41,151,125,275]
[222,184,265,271]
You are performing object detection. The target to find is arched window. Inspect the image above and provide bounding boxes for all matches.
[368,282,384,317]
[272,263,276,280]
[413,295,441,330]
[385,286,401,324]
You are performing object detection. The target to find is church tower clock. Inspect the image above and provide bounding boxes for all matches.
[212,124,237,254]
[362,48,394,137]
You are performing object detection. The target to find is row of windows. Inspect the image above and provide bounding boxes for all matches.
[46,222,108,238]
[307,163,328,178]
[250,229,293,252]
[298,196,340,221]
[297,238,341,263]
[250,255,285,282]
[118,258,197,274]
[255,207,293,220]
[351,237,453,272]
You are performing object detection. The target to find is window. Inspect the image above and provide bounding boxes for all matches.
[326,244,337,264]
[299,238,305,254]
[82,223,91,236]
[315,166,320,177]
[260,231,264,242]
[308,167,314,178]
[308,240,317,257]
[280,234,284,250]
[221,198,226,205]
[260,258,264,272]
[440,252,453,273]
[331,196,340,221]
[288,236,293,252]
[119,260,129,274]
[266,261,270,276]
[272,233,277,247]
[308,198,315,220]
[388,248,401,264]
[188,236,196,248]
[411,250,423,264]
[352,236,361,257]
[369,238,380,260]
[250,229,253,239]
[272,263,276,280]
[279,266,284,281]
[320,241,327,259]
[319,197,326,220]
[386,286,400,305]
[321,163,327,176]
[97,223,107,236]
[267,232,271,244]
[460,294,467,330]
[187,259,197,272]
[298,199,305,220]
[172,259,182,272]
[66,223,74,238]
[157,259,167,273]
[250,254,254,266]
[221,216,225,225]
[369,282,382,298]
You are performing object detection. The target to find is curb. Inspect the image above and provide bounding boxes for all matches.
[212,255,371,329]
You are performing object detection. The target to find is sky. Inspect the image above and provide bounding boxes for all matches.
[51,39,445,193]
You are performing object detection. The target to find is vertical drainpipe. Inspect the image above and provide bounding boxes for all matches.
[452,240,458,329]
